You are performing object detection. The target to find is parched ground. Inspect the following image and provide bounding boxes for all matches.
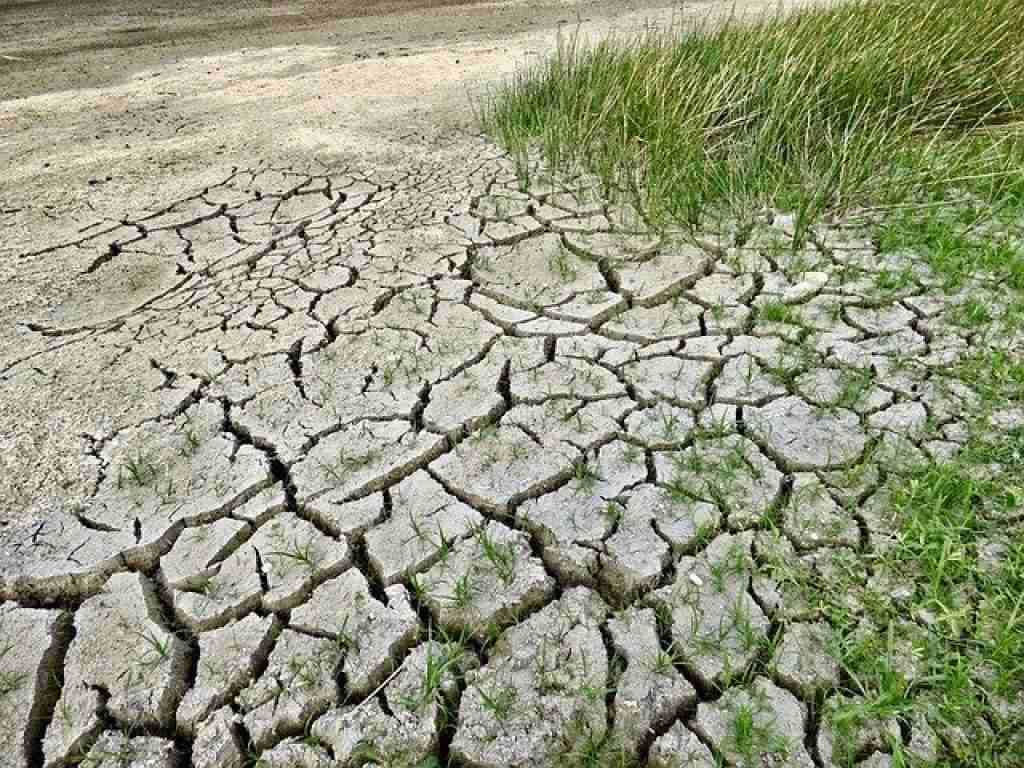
[2,2,1021,768]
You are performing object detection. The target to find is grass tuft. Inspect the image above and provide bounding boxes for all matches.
[482,0,1024,242]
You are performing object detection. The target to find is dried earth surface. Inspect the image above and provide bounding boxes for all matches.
[3,1,1020,767]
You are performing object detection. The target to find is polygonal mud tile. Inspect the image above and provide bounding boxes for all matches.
[364,471,482,586]
[305,330,428,416]
[81,732,177,768]
[312,641,472,766]
[689,273,757,307]
[771,621,840,697]
[782,474,859,550]
[303,492,385,540]
[648,721,717,768]
[292,420,446,501]
[747,395,867,470]
[0,604,68,768]
[607,607,696,754]
[680,335,729,358]
[517,441,646,586]
[474,233,606,307]
[867,401,929,437]
[258,740,333,768]
[750,533,815,621]
[794,367,893,414]
[422,365,505,436]
[44,574,189,767]
[816,694,901,768]
[655,435,783,530]
[601,484,720,601]
[625,403,696,448]
[230,393,336,469]
[421,335,544,432]
[622,356,715,407]
[704,304,752,335]
[430,424,578,515]
[247,517,352,611]
[225,484,289,525]
[468,292,538,326]
[692,677,814,768]
[606,302,704,343]
[505,397,631,451]
[714,354,788,405]
[487,214,546,241]
[0,512,132,605]
[238,629,341,749]
[547,290,625,324]
[192,707,245,768]
[421,521,554,641]
[159,518,251,590]
[817,462,880,507]
[451,588,609,768]
[87,400,272,560]
[751,533,867,621]
[611,242,708,307]
[781,272,829,304]
[4,410,269,601]
[173,513,349,631]
[419,302,507,377]
[722,335,793,367]
[871,432,928,474]
[845,304,916,335]
[846,328,927,363]
[649,533,768,688]
[562,230,658,260]
[476,192,532,219]
[510,357,623,402]
[516,316,589,336]
[799,295,860,339]
[177,614,277,734]
[697,403,741,434]
[289,569,419,697]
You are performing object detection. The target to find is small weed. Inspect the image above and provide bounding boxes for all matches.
[571,457,603,495]
[451,572,475,609]
[118,449,161,489]
[477,527,518,585]
[479,682,517,721]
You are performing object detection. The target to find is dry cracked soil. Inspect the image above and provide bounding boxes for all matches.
[2,1,1017,767]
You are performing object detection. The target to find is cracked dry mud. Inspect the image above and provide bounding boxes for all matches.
[0,133,1020,768]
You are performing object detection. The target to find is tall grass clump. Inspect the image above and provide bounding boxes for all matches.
[482,0,1024,238]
